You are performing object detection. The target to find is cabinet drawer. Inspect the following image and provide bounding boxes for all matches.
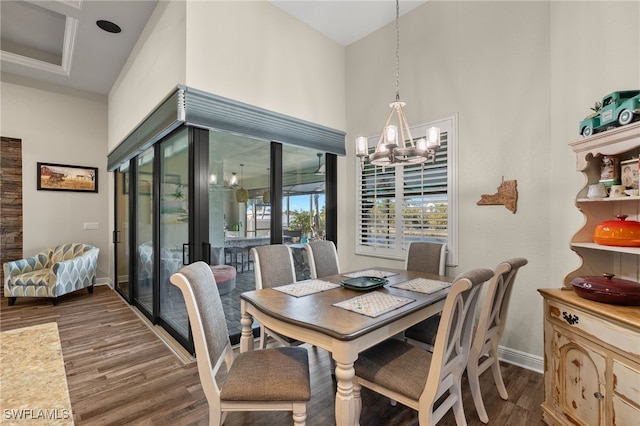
[612,395,640,425]
[547,300,640,358]
[613,360,640,408]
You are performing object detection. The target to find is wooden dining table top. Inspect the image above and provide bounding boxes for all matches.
[240,267,452,341]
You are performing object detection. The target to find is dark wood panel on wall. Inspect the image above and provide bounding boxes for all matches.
[0,137,23,297]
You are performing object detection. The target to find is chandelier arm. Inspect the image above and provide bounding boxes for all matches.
[397,106,416,148]
[400,105,416,148]
[396,108,408,149]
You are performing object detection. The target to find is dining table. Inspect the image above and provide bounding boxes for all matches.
[239,267,453,426]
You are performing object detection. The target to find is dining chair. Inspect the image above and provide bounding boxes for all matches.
[399,242,448,353]
[404,257,528,423]
[353,268,494,425]
[405,241,447,275]
[169,261,311,426]
[305,240,340,279]
[251,245,302,349]
[466,257,528,423]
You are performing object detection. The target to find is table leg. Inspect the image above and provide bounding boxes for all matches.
[239,301,254,353]
[334,357,359,426]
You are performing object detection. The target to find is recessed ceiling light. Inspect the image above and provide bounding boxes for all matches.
[96,20,121,34]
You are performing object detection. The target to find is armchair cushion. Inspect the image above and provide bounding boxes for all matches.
[4,243,99,302]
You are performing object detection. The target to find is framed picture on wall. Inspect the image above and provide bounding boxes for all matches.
[37,162,98,193]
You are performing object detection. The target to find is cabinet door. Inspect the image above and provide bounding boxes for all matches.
[553,331,607,426]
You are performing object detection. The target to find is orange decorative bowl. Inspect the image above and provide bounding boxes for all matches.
[593,215,640,247]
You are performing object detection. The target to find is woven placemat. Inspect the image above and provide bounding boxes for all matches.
[333,292,414,317]
[274,279,340,297]
[391,278,451,294]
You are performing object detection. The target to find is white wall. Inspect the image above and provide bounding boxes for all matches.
[0,78,110,281]
[109,0,346,150]
[184,1,345,130]
[341,1,640,365]
[108,0,186,150]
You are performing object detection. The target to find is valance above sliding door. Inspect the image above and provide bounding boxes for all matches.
[107,85,346,171]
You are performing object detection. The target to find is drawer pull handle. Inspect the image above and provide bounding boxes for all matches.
[593,392,604,400]
[562,311,579,325]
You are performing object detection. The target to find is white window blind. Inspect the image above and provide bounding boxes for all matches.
[356,114,457,264]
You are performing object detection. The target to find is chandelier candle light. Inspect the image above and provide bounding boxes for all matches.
[356,0,440,168]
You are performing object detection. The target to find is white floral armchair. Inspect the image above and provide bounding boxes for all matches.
[3,243,99,306]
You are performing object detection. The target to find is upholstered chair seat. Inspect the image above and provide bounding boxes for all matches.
[219,347,310,401]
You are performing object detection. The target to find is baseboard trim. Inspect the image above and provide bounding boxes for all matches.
[499,345,544,374]
[95,277,111,286]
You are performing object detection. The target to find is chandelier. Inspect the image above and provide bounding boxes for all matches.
[355,0,440,168]
[235,164,248,203]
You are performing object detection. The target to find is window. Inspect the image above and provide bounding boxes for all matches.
[355,114,457,265]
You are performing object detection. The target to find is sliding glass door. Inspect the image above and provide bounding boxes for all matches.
[113,124,338,351]
[114,165,130,302]
[158,131,190,340]
[125,130,192,348]
[135,148,154,315]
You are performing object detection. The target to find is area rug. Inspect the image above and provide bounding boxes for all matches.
[0,322,73,425]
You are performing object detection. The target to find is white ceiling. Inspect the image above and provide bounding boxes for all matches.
[270,1,426,46]
[1,0,426,96]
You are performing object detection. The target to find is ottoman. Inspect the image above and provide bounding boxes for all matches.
[209,265,237,295]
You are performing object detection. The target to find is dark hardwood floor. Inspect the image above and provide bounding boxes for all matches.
[0,285,546,425]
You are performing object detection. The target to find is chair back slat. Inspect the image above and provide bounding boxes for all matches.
[465,257,528,423]
[421,268,493,405]
[405,242,447,275]
[252,245,296,289]
[475,257,528,352]
[170,262,230,379]
[306,241,339,278]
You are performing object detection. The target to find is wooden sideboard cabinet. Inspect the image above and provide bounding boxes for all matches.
[539,122,640,425]
[538,289,640,425]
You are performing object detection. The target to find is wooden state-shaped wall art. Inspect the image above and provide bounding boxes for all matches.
[477,178,518,213]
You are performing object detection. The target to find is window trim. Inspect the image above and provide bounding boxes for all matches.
[354,113,458,266]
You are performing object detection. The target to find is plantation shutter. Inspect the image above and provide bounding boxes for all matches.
[356,114,456,262]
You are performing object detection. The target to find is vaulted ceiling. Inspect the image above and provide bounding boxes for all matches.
[1,0,426,95]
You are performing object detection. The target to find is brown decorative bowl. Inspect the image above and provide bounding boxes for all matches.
[571,274,640,305]
[593,215,640,247]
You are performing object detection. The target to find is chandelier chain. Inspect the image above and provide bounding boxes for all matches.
[354,0,441,168]
[395,0,400,101]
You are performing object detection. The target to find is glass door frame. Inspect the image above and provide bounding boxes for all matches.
[113,166,132,303]
[113,125,338,353]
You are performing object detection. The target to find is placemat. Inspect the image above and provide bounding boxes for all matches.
[274,279,340,297]
[333,292,414,317]
[343,269,399,279]
[391,278,452,294]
